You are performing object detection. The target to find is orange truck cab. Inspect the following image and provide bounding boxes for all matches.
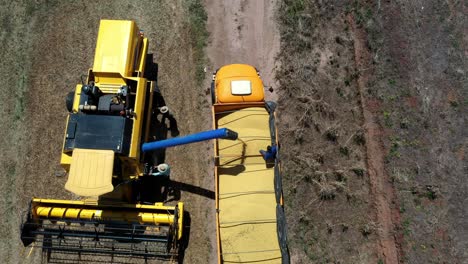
[211,64,264,104]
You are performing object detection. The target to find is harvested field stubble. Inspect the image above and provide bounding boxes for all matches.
[277,0,467,263]
[0,0,210,263]
[277,1,378,262]
[359,0,467,263]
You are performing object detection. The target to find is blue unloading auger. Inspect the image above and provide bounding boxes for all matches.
[142,128,238,152]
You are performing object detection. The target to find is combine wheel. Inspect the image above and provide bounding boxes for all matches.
[210,69,219,105]
[65,91,74,112]
[210,81,216,105]
[145,54,159,82]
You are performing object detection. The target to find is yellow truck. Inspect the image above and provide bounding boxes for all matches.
[211,64,290,263]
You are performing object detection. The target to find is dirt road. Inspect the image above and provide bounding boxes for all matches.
[202,1,280,262]
[205,0,280,100]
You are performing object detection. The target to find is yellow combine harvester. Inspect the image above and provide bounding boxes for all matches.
[211,64,290,263]
[21,20,184,260]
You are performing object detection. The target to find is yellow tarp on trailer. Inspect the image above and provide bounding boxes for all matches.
[216,107,281,263]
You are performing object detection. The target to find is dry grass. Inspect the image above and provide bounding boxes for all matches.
[358,0,467,262]
[277,1,466,262]
[276,0,378,262]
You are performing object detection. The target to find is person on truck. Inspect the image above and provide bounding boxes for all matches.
[259,145,277,162]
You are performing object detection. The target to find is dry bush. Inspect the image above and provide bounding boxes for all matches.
[360,221,378,237]
[312,172,348,200]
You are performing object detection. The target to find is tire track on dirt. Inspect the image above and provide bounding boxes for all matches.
[205,0,280,99]
[348,14,402,264]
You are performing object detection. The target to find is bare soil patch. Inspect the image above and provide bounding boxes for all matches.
[358,0,467,262]
[276,1,379,262]
[277,0,466,263]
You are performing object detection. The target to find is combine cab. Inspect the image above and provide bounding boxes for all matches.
[21,20,184,261]
[211,64,290,263]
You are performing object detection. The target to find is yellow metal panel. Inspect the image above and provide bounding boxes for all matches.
[177,202,184,240]
[128,77,147,159]
[93,20,139,77]
[215,64,265,103]
[65,148,114,197]
[94,74,127,87]
[60,115,72,170]
[137,38,148,75]
[30,199,184,238]
[66,208,81,218]
[34,206,174,224]
[139,213,174,224]
[60,152,72,170]
[31,198,179,211]
[216,107,281,263]
[72,84,82,112]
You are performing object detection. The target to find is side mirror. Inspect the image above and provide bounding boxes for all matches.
[264,86,274,93]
